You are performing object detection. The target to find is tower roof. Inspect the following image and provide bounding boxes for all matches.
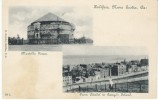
[34,12,66,23]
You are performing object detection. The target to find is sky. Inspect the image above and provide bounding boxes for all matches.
[9,6,93,39]
[63,46,148,56]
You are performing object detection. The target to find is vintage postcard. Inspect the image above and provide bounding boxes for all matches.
[2,0,157,99]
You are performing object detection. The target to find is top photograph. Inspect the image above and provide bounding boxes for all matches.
[8,6,93,51]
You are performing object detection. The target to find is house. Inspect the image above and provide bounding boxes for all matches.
[63,75,72,86]
[140,58,148,66]
[111,63,126,76]
[100,66,110,78]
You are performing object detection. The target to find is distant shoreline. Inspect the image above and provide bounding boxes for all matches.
[63,55,148,65]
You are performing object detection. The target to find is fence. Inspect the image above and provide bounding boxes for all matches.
[65,80,148,93]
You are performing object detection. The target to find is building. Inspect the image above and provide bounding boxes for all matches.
[140,58,148,66]
[63,76,72,86]
[63,65,73,86]
[63,65,71,76]
[27,12,75,44]
[100,66,110,78]
[117,63,127,76]
[111,63,127,76]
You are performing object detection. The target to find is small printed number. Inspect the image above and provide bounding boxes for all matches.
[5,93,11,96]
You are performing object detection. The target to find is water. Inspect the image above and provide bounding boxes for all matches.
[8,45,62,51]
[63,55,147,65]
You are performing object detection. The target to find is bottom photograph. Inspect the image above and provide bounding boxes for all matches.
[62,46,148,93]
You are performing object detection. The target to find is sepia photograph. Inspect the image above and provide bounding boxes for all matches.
[8,6,93,51]
[3,0,157,99]
[62,46,148,93]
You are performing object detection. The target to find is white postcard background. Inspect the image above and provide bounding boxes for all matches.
[3,0,158,99]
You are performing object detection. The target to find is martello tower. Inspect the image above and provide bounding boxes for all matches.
[27,12,75,44]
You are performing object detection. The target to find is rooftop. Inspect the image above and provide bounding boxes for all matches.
[34,12,66,23]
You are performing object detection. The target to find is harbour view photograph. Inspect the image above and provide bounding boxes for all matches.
[62,46,149,93]
[8,7,93,51]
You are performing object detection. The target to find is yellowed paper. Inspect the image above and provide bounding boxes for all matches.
[2,0,157,99]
